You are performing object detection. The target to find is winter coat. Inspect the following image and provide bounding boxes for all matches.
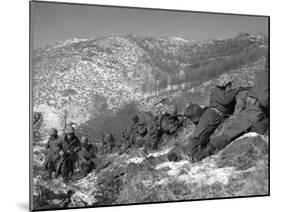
[79,144,97,162]
[209,86,239,115]
[43,136,61,170]
[59,134,81,154]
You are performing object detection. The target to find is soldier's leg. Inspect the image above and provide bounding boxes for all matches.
[181,108,222,155]
[48,160,56,178]
[193,142,217,162]
[195,128,250,162]
[43,160,52,179]
[202,111,255,158]
[43,157,49,171]
[70,156,77,176]
[152,134,161,150]
[193,108,262,162]
[87,161,95,173]
[60,160,67,178]
[61,159,72,181]
[251,112,268,135]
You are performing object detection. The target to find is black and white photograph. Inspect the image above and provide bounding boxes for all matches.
[30,1,269,211]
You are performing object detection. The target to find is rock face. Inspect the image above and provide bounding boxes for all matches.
[32,132,268,210]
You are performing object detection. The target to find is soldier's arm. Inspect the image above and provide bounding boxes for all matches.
[237,86,252,93]
[210,87,234,105]
[73,139,82,152]
[225,86,252,105]
[234,92,247,114]
[218,86,246,106]
[225,88,241,102]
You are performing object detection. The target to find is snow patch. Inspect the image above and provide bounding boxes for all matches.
[171,37,190,43]
[156,160,190,176]
[147,147,173,158]
[237,132,260,139]
[155,157,236,186]
[126,157,145,164]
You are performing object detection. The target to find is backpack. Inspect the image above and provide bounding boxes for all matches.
[184,103,205,125]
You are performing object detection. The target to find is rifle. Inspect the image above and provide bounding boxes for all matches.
[55,139,81,177]
[237,86,252,93]
[176,114,187,127]
[154,98,168,106]
[63,109,68,131]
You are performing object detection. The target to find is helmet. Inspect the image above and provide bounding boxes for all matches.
[185,103,204,119]
[65,125,74,134]
[81,136,89,144]
[50,128,58,136]
[217,75,232,87]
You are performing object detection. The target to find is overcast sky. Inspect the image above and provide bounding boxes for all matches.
[31,1,269,49]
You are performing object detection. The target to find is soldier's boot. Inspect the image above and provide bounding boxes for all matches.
[167,151,183,162]
[63,167,73,183]
[54,170,60,179]
[61,161,70,182]
[193,142,216,162]
[48,169,53,179]
[180,138,200,156]
[81,162,90,177]
[143,146,149,154]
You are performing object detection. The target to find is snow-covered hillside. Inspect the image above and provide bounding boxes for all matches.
[31,33,269,210]
[32,33,267,136]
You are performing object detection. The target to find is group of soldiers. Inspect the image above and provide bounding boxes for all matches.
[43,125,98,182]
[43,106,186,182]
[42,56,269,182]
[169,57,269,162]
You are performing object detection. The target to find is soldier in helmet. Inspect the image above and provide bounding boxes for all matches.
[115,131,126,154]
[43,128,60,179]
[169,75,249,161]
[55,125,81,182]
[78,136,98,177]
[106,133,115,154]
[159,107,181,136]
[191,57,269,162]
[184,103,206,125]
[118,131,129,154]
[124,115,140,150]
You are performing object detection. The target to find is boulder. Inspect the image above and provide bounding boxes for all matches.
[217,133,268,170]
